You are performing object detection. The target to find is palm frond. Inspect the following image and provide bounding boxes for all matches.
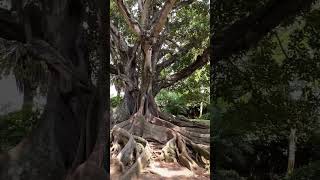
[0,38,49,94]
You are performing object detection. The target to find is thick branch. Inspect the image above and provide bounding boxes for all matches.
[116,0,141,35]
[110,22,129,53]
[150,0,177,38]
[25,39,92,91]
[173,0,196,11]
[156,55,176,72]
[138,0,143,13]
[156,40,195,72]
[156,47,209,91]
[213,0,315,58]
[140,0,151,27]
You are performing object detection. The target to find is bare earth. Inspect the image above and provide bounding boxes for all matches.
[111,134,210,180]
[113,142,210,180]
[139,161,210,180]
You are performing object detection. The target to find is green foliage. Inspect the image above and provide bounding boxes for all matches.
[213,5,320,179]
[216,170,246,180]
[156,64,210,118]
[111,0,209,101]
[174,64,210,106]
[156,91,187,116]
[0,38,48,95]
[214,134,255,170]
[0,108,41,152]
[111,96,123,108]
[286,161,320,180]
[159,1,209,80]
[215,10,320,144]
[201,112,210,120]
[110,0,210,120]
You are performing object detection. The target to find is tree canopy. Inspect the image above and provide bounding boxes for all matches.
[212,1,320,179]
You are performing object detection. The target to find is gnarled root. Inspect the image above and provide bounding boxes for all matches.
[110,126,152,180]
[111,111,210,178]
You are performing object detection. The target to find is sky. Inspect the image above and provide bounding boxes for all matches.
[110,84,117,97]
[0,74,46,114]
[0,74,120,115]
[0,74,23,114]
[111,84,122,97]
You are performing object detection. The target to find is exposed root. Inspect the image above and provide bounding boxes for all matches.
[111,126,152,180]
[111,111,210,179]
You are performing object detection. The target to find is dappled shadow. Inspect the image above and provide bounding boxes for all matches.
[139,161,210,180]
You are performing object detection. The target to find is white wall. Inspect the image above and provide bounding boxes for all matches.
[0,75,23,114]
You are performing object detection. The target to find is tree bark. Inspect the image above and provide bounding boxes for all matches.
[138,41,155,115]
[22,80,34,112]
[111,2,210,178]
[0,0,107,179]
[287,128,297,176]
[213,0,315,59]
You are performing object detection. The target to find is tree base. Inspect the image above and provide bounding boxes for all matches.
[110,111,210,179]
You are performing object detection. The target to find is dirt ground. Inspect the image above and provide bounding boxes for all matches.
[138,161,210,180]
[111,141,209,180]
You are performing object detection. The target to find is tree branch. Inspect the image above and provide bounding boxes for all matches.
[156,40,196,72]
[115,0,142,35]
[213,0,315,59]
[2,39,93,92]
[173,0,196,11]
[110,22,129,52]
[156,56,176,71]
[150,0,177,38]
[155,47,209,92]
[274,31,290,59]
[138,0,143,13]
[140,0,151,27]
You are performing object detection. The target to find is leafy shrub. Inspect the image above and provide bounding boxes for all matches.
[201,112,211,120]
[156,91,188,115]
[111,96,123,108]
[156,91,180,115]
[165,100,188,116]
[0,108,41,151]
[286,161,320,180]
[216,170,246,180]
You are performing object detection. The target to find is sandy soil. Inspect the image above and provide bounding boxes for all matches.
[139,161,210,180]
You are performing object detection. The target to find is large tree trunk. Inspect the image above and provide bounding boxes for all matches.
[111,44,140,125]
[110,1,210,178]
[22,80,34,111]
[0,0,107,179]
[65,0,109,179]
[137,41,158,116]
[111,35,210,180]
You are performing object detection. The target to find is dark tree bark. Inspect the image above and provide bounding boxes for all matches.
[212,0,315,59]
[0,0,108,179]
[21,80,35,111]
